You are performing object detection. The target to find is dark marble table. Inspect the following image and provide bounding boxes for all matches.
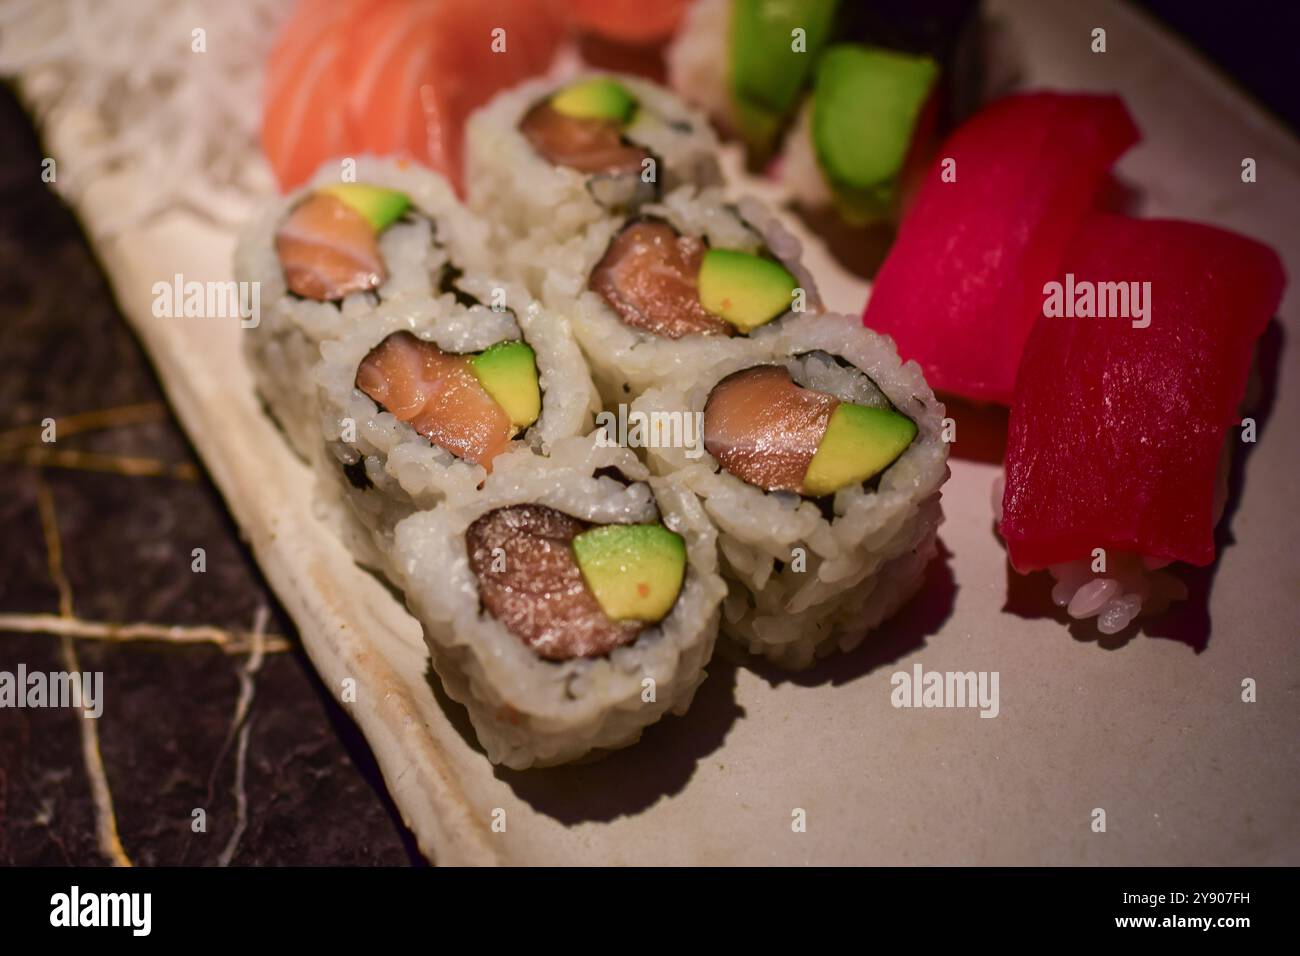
[0,84,421,866]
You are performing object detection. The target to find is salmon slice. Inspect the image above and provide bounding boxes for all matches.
[261,0,363,193]
[355,331,514,469]
[703,365,838,493]
[276,193,386,301]
[263,0,563,193]
[466,505,643,660]
[519,101,649,175]
[590,221,732,339]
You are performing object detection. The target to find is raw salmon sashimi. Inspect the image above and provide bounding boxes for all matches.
[262,0,564,193]
[261,0,358,194]
[1001,214,1286,573]
[862,93,1140,404]
[355,331,515,468]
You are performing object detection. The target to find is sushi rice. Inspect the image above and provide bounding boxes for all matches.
[633,313,949,668]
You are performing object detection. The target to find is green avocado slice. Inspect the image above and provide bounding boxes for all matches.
[469,341,541,431]
[319,183,410,231]
[811,44,938,223]
[729,0,839,155]
[572,524,687,623]
[803,402,917,497]
[698,248,797,333]
[550,78,637,123]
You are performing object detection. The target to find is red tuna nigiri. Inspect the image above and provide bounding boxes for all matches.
[262,0,563,194]
[862,93,1140,404]
[1001,214,1286,572]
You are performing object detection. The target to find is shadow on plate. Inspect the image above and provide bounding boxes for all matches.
[423,645,743,824]
[418,540,956,822]
[942,395,1009,465]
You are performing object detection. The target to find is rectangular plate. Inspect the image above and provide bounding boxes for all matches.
[27,0,1300,863]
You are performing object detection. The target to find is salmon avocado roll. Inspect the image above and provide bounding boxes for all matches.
[633,313,948,669]
[543,186,822,403]
[466,74,722,251]
[391,438,726,769]
[238,157,599,530]
[238,157,498,458]
[315,285,598,534]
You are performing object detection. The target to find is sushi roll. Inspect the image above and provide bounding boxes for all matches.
[237,156,502,457]
[535,186,822,403]
[311,284,597,542]
[464,73,723,251]
[238,156,598,544]
[667,0,980,225]
[632,313,949,668]
[389,437,727,768]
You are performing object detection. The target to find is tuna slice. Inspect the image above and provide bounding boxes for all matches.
[519,101,649,175]
[466,505,643,660]
[355,331,514,469]
[703,365,837,493]
[1001,214,1286,571]
[590,221,732,338]
[862,93,1140,404]
[276,192,385,301]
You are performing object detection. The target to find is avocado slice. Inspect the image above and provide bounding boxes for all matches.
[802,402,917,497]
[572,524,687,623]
[698,249,797,333]
[469,341,541,431]
[811,44,938,223]
[319,183,411,231]
[550,78,636,124]
[730,0,839,155]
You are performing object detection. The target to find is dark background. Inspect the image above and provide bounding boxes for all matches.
[1134,0,1300,131]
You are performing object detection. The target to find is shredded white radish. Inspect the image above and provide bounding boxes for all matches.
[0,0,292,235]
